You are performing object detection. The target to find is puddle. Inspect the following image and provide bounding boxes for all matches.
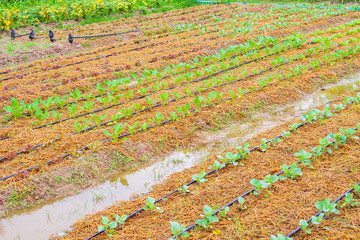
[0,75,359,240]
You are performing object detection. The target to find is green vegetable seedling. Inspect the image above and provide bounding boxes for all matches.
[143,197,163,213]
[196,205,219,229]
[169,221,189,239]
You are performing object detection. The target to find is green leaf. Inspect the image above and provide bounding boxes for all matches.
[203,205,212,216]
[101,216,110,225]
[109,221,118,229]
[98,225,105,232]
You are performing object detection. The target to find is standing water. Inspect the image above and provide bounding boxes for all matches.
[0,75,359,240]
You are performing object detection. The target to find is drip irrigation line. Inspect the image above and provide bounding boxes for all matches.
[286,179,360,238]
[0,136,9,141]
[0,44,352,181]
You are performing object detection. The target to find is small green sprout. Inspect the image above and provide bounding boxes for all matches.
[191,171,208,183]
[178,185,190,195]
[169,222,189,239]
[315,198,339,215]
[299,219,311,234]
[280,163,302,180]
[196,205,219,229]
[237,197,246,210]
[208,160,225,171]
[97,214,127,236]
[270,233,293,240]
[143,197,163,213]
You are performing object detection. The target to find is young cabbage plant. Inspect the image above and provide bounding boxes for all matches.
[97,214,127,237]
[270,234,293,240]
[280,163,303,180]
[154,113,164,125]
[196,205,219,229]
[250,178,269,195]
[52,111,63,121]
[191,171,208,183]
[169,222,189,239]
[294,149,313,168]
[340,193,359,208]
[219,206,229,219]
[70,88,82,103]
[264,174,279,187]
[67,104,79,117]
[82,101,94,111]
[237,197,246,210]
[143,197,163,213]
[260,138,268,152]
[127,122,138,136]
[178,185,190,195]
[33,108,50,126]
[208,160,225,171]
[103,124,124,143]
[41,97,54,112]
[315,199,339,215]
[299,219,311,234]
[4,98,26,119]
[311,213,324,226]
[54,95,68,109]
[90,114,106,127]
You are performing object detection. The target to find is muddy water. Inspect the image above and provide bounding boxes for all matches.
[0,75,359,240]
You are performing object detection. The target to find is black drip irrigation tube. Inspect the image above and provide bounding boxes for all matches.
[286,179,360,238]
[87,102,355,239]
[0,45,350,181]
